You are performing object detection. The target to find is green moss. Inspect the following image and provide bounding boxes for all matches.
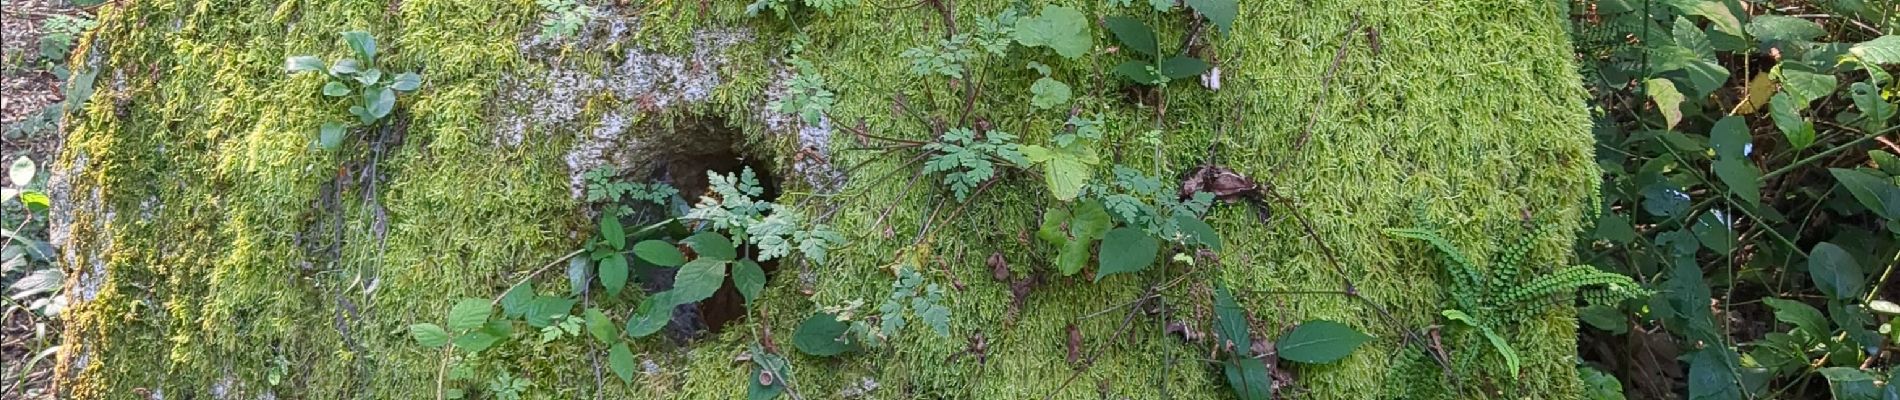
[56,0,1595,399]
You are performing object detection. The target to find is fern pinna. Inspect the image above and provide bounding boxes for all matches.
[1385,223,1649,378]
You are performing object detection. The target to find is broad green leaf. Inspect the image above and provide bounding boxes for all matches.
[1665,0,1743,37]
[1849,83,1897,128]
[525,296,576,328]
[19,191,48,213]
[409,323,451,347]
[285,56,325,73]
[1592,214,1637,244]
[1103,17,1158,57]
[599,253,629,296]
[1578,305,1628,334]
[633,240,685,266]
[1645,78,1685,129]
[500,283,533,319]
[1674,18,1714,59]
[1831,300,1883,357]
[1850,35,1900,65]
[1681,60,1730,97]
[1276,320,1372,364]
[1768,93,1815,150]
[1830,168,1900,219]
[733,259,766,304]
[1761,297,1828,340]
[355,68,383,86]
[682,231,737,261]
[1012,6,1091,58]
[452,331,501,353]
[330,58,361,75]
[1820,367,1874,382]
[318,122,346,151]
[672,259,728,304]
[1747,15,1825,44]
[1778,64,1838,105]
[626,291,677,338]
[1022,144,1100,201]
[748,365,786,400]
[1692,212,1735,253]
[584,308,617,342]
[447,298,491,332]
[1113,60,1162,84]
[1069,200,1112,240]
[8,157,35,186]
[390,72,422,91]
[1184,0,1237,34]
[1221,358,1272,400]
[1713,158,1761,206]
[341,31,377,63]
[1174,214,1221,251]
[1212,285,1250,355]
[793,313,857,356]
[367,87,396,121]
[1808,242,1864,300]
[1581,365,1627,400]
[609,342,636,384]
[1709,116,1749,160]
[1095,227,1159,282]
[1445,310,1519,376]
[1037,207,1070,245]
[1158,56,1211,79]
[1029,77,1071,109]
[322,81,350,97]
[1057,238,1091,276]
[567,256,592,296]
[1686,348,1742,400]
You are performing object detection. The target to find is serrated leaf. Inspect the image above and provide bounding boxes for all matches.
[1713,158,1761,206]
[733,259,766,304]
[1646,78,1685,129]
[500,283,533,319]
[409,323,451,347]
[1174,214,1220,251]
[626,291,677,338]
[1809,242,1865,300]
[1850,35,1900,65]
[1057,238,1091,276]
[609,342,636,384]
[632,240,685,266]
[525,296,576,327]
[673,259,728,304]
[341,31,377,63]
[8,157,35,186]
[600,253,629,296]
[391,72,421,91]
[683,231,736,261]
[1184,0,1236,34]
[1276,320,1372,364]
[1761,297,1828,340]
[1095,227,1158,282]
[584,308,617,342]
[452,331,501,353]
[1212,285,1250,355]
[1831,168,1900,219]
[1103,16,1158,57]
[1012,6,1091,58]
[1029,77,1071,109]
[793,313,857,356]
[1070,200,1112,240]
[1158,56,1211,79]
[1748,15,1825,44]
[1769,93,1815,150]
[319,122,346,151]
[448,298,491,332]
[1221,358,1273,400]
[285,56,325,73]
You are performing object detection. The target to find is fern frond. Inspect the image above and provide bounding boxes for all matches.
[1490,224,1552,298]
[1385,228,1485,311]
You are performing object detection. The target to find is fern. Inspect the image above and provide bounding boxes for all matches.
[684,167,844,263]
[923,128,1026,201]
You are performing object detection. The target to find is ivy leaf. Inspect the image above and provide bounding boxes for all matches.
[1103,17,1158,57]
[1713,159,1761,206]
[1012,6,1091,58]
[1645,78,1685,130]
[1174,214,1221,251]
[1849,35,1900,65]
[1158,56,1211,79]
[626,291,678,338]
[584,308,617,343]
[609,342,636,384]
[1830,168,1900,220]
[733,259,767,304]
[683,231,737,261]
[1276,320,1372,364]
[1095,227,1159,282]
[1768,93,1816,150]
[1184,0,1237,34]
[1212,285,1250,355]
[1808,242,1865,300]
[500,283,533,319]
[1221,358,1273,400]
[1029,77,1072,109]
[318,122,346,151]
[633,240,685,266]
[448,298,492,332]
[673,259,728,304]
[1747,15,1825,44]
[1761,297,1828,340]
[600,214,625,250]
[322,81,350,97]
[285,56,325,73]
[793,313,857,356]
[409,323,451,347]
[599,253,629,296]
[341,31,377,63]
[1057,238,1091,276]
[1069,200,1113,240]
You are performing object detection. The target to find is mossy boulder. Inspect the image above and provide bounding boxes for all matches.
[51,0,1596,398]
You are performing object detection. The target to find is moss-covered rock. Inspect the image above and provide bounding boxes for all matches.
[52,0,1595,398]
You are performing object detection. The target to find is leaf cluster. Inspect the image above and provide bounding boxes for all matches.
[535,0,596,40]
[285,31,424,151]
[923,128,1028,201]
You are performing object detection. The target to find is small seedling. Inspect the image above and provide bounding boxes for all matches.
[286,31,423,151]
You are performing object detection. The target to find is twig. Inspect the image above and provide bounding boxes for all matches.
[1268,13,1362,179]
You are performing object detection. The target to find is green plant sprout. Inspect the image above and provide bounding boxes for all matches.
[286,31,423,151]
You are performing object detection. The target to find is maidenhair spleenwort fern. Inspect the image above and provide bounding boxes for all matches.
[1385,224,1650,379]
